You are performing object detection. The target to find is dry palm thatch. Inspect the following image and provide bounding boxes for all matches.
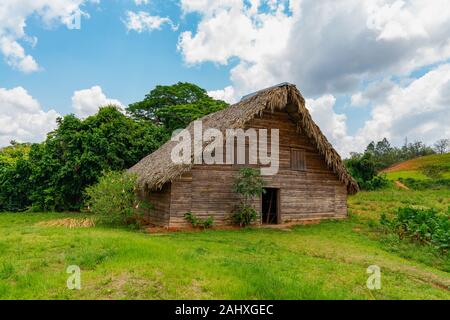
[129,83,359,194]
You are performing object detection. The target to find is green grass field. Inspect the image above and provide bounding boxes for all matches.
[0,188,449,300]
[383,153,450,180]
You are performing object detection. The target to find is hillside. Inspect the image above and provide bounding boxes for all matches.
[381,153,450,180]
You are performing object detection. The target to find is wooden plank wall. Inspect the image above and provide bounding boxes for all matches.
[140,183,171,227]
[165,110,348,228]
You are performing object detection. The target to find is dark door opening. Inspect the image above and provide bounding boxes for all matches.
[262,188,279,224]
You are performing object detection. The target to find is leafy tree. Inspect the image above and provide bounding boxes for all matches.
[155,99,227,133]
[344,152,390,190]
[0,157,32,212]
[345,152,377,183]
[1,106,168,212]
[0,142,31,166]
[358,138,435,172]
[0,142,33,211]
[127,82,228,131]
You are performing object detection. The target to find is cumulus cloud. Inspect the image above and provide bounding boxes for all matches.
[124,11,177,33]
[179,0,450,155]
[0,87,60,146]
[0,37,39,73]
[356,63,450,149]
[207,86,237,103]
[306,95,348,142]
[0,0,97,73]
[351,78,396,107]
[308,64,450,157]
[179,0,450,98]
[71,86,124,118]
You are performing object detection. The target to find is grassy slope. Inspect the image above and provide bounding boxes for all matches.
[382,153,450,180]
[0,189,449,300]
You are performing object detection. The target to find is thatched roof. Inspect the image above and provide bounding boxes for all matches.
[129,83,359,194]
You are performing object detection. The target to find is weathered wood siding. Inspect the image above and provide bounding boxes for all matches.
[139,184,171,227]
[164,110,348,228]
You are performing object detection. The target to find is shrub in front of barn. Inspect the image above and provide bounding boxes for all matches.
[84,171,148,227]
[232,168,266,227]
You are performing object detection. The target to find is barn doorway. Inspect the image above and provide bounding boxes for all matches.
[262,188,279,224]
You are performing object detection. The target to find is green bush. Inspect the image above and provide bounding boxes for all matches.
[420,164,448,179]
[359,174,391,191]
[84,171,145,227]
[232,168,265,227]
[344,153,390,190]
[232,204,258,227]
[399,178,450,190]
[184,212,214,229]
[380,207,450,252]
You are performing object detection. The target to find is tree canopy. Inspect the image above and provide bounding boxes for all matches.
[127,82,228,132]
[0,82,228,212]
[0,106,168,212]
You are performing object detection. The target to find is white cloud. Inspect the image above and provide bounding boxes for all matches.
[305,95,357,156]
[179,0,450,154]
[306,95,347,142]
[207,86,236,103]
[178,0,294,67]
[0,0,97,73]
[356,63,450,150]
[179,0,450,94]
[350,78,396,107]
[71,86,124,118]
[308,64,450,157]
[0,87,59,146]
[0,37,39,73]
[124,11,176,33]
[134,0,149,5]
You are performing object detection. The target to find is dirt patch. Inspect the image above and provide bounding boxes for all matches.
[37,218,95,228]
[394,180,410,190]
[382,157,424,173]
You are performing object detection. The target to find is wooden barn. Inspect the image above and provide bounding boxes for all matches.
[129,83,358,228]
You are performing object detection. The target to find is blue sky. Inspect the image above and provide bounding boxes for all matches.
[0,1,232,111]
[1,0,449,155]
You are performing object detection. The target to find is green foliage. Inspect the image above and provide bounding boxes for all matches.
[380,207,450,252]
[232,204,258,227]
[344,152,390,190]
[345,152,377,182]
[399,178,450,190]
[347,137,435,173]
[127,82,228,131]
[0,153,32,212]
[84,171,144,227]
[232,168,266,227]
[420,164,449,179]
[0,83,227,213]
[360,174,391,191]
[3,106,168,212]
[0,142,31,166]
[232,168,266,201]
[184,212,214,229]
[155,99,227,133]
